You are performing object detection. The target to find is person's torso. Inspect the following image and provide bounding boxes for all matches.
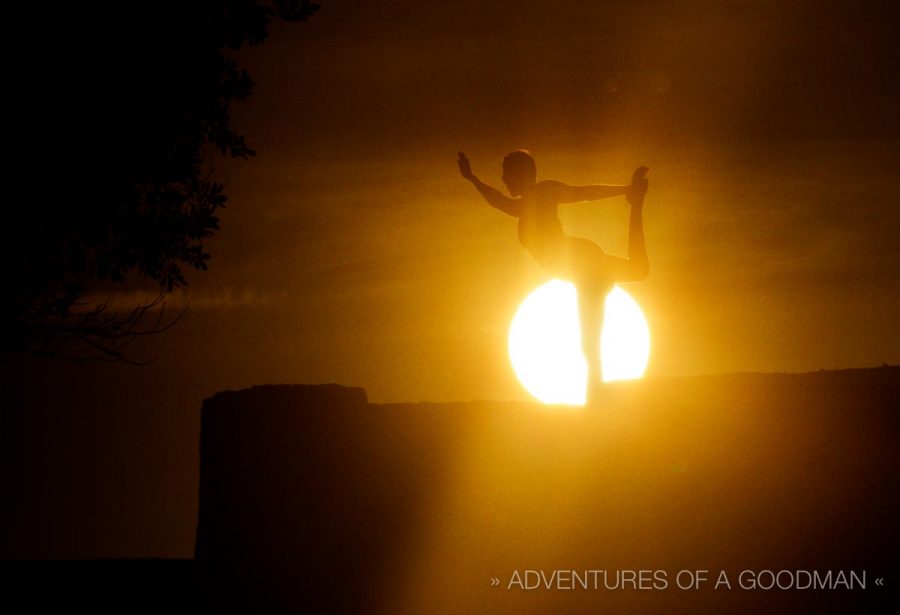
[517,182,565,256]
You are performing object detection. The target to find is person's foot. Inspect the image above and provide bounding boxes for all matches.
[627,166,649,205]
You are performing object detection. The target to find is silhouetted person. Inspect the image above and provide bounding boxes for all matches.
[458,150,649,403]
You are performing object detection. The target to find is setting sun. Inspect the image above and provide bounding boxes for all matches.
[508,280,650,405]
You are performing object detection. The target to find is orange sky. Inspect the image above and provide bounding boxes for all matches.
[177,0,899,402]
[3,0,899,558]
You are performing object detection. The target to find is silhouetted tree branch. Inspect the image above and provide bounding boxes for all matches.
[4,0,318,361]
[26,291,188,366]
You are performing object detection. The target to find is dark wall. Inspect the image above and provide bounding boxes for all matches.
[195,370,899,613]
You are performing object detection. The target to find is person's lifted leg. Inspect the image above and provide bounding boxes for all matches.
[625,166,650,282]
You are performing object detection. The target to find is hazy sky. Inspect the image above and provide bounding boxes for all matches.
[200,0,900,401]
[3,0,899,558]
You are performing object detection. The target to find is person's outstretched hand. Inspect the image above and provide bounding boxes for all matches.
[458,151,475,181]
[627,166,649,205]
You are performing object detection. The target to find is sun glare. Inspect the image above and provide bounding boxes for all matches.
[508,280,650,405]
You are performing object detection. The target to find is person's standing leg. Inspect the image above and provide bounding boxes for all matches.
[577,281,608,405]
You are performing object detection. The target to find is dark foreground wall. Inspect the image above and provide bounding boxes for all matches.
[1,559,198,611]
[195,370,899,614]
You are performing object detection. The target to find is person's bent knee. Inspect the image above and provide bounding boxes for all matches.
[621,261,648,283]
[633,262,649,282]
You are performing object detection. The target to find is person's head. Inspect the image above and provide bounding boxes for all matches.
[502,150,537,196]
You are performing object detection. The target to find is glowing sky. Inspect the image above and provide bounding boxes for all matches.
[191,0,900,402]
[3,0,899,558]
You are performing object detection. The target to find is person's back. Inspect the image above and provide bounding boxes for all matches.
[515,180,568,268]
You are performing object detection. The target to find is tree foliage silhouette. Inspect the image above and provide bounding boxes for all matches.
[4,0,318,361]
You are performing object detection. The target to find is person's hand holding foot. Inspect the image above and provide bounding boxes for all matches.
[627,166,649,205]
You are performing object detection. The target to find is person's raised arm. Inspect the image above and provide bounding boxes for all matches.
[545,166,649,204]
[545,180,629,204]
[458,152,522,217]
